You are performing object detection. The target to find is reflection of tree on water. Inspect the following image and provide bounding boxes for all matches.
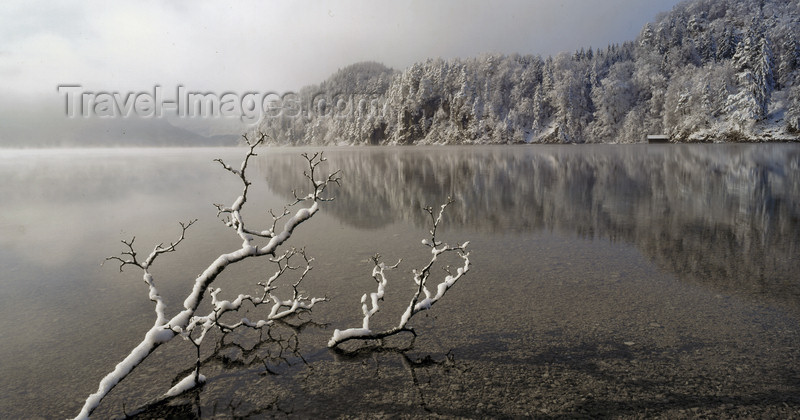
[331,347,462,415]
[122,318,465,418]
[258,145,800,306]
[124,320,320,418]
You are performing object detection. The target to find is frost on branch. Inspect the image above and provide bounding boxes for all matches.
[328,199,470,349]
[75,133,339,420]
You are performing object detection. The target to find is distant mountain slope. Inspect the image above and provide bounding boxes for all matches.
[1,115,241,148]
[258,0,800,144]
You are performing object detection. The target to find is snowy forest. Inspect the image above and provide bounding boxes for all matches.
[258,0,800,144]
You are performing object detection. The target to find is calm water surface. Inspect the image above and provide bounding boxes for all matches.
[0,145,798,418]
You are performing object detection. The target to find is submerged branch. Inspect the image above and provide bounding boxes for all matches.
[75,134,336,419]
[328,199,470,349]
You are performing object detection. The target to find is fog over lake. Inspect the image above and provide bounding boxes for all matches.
[0,144,798,418]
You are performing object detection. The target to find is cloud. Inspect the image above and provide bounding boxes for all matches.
[2,0,680,92]
[0,0,681,144]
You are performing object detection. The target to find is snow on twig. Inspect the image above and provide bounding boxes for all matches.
[164,370,207,398]
[328,199,470,348]
[75,133,337,419]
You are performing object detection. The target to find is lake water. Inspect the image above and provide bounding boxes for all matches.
[1,144,799,418]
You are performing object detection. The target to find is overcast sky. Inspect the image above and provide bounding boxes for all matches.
[0,0,682,143]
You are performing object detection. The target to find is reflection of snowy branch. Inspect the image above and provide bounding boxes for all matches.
[400,351,459,413]
[118,321,314,418]
[328,199,470,348]
[75,133,338,419]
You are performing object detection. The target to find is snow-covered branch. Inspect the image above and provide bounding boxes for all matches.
[328,199,470,348]
[75,134,337,419]
[105,219,196,273]
[115,321,313,418]
[180,248,326,345]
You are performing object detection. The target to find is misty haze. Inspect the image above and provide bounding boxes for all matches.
[1,0,799,418]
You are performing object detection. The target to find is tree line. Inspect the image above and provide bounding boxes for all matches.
[259,0,800,144]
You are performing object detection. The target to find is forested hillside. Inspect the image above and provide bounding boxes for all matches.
[258,0,800,144]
